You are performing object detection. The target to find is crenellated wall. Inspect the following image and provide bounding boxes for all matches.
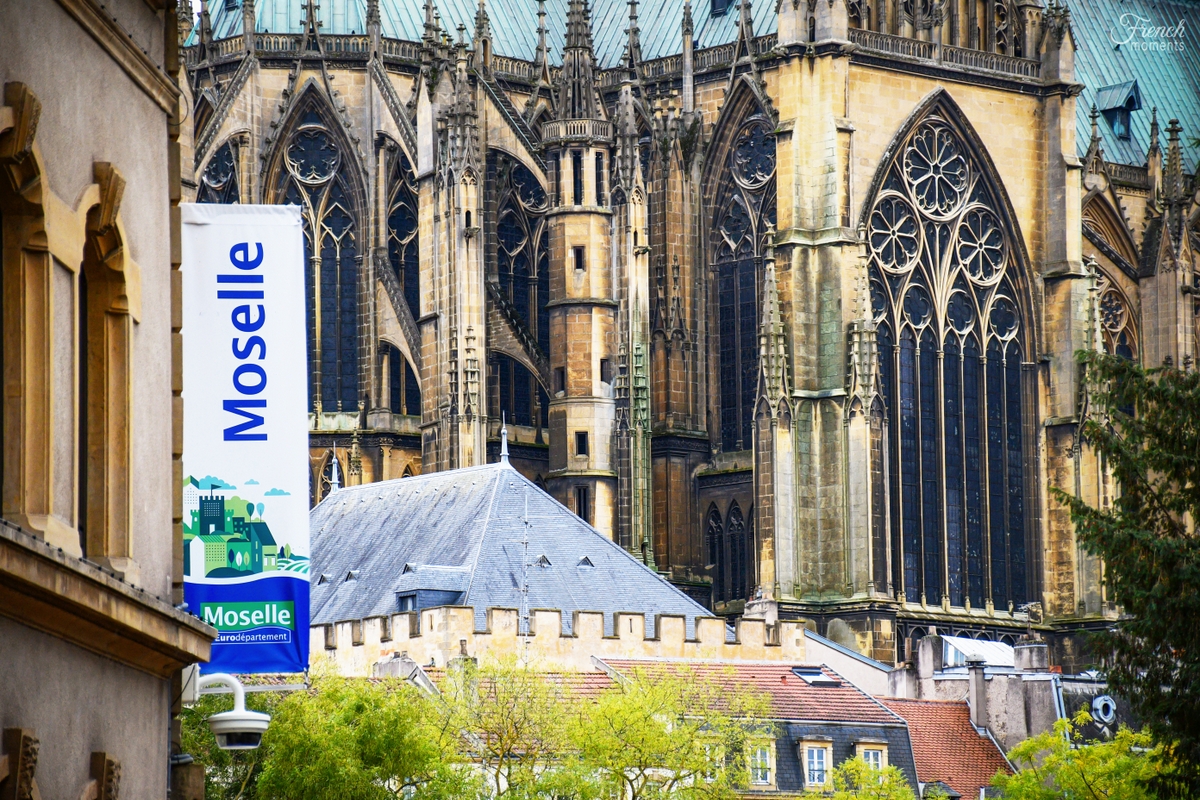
[312,606,807,675]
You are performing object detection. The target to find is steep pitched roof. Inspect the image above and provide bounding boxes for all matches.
[599,659,904,725]
[309,462,712,636]
[880,698,1011,799]
[202,0,776,69]
[1072,0,1200,171]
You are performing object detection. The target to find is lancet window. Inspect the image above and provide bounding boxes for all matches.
[488,151,550,428]
[275,108,362,412]
[713,116,776,452]
[1095,274,1138,360]
[706,502,754,604]
[706,506,724,603]
[868,114,1029,611]
[387,148,420,320]
[382,343,421,417]
[197,142,239,204]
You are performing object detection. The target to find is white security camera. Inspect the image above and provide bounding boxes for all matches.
[194,673,271,750]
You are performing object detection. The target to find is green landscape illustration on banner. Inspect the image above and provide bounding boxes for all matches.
[182,475,309,579]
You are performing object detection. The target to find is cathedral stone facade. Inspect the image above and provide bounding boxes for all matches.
[181,0,1199,665]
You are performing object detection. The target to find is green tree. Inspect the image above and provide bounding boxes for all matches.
[180,689,284,800]
[436,656,591,800]
[993,711,1163,800]
[1051,352,1200,796]
[254,674,467,800]
[570,665,769,800]
[808,757,919,800]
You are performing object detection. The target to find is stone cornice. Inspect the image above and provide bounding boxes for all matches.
[55,0,180,113]
[0,520,215,677]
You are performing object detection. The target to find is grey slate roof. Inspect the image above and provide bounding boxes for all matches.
[1071,0,1200,171]
[205,0,776,70]
[309,461,713,636]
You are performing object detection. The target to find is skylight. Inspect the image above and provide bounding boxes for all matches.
[792,667,842,686]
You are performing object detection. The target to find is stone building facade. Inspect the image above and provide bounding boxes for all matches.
[182,0,1198,664]
[0,1,215,798]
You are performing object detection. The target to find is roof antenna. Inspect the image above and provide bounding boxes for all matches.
[500,412,510,466]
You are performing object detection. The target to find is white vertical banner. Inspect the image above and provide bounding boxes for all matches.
[180,204,310,674]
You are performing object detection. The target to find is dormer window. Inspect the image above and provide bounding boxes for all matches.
[1096,80,1142,142]
[749,743,774,785]
[712,0,732,16]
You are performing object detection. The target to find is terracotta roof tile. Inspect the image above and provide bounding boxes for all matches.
[880,698,1011,798]
[601,659,903,725]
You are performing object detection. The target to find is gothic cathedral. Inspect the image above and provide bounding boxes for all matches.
[181,0,1199,665]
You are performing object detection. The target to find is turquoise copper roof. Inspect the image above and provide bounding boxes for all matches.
[201,0,776,70]
[1070,0,1199,170]
[198,1,1197,169]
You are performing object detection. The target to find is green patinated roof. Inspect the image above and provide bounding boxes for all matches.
[202,0,774,69]
[197,0,1198,169]
[1071,0,1199,170]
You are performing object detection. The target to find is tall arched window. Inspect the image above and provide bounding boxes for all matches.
[488,151,550,428]
[197,141,239,204]
[706,505,724,603]
[274,106,362,412]
[868,112,1030,611]
[726,502,748,601]
[387,148,420,320]
[1096,275,1138,360]
[382,343,421,416]
[712,116,776,452]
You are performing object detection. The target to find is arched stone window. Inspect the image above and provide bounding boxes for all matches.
[726,502,748,601]
[1096,274,1138,360]
[381,342,421,416]
[272,104,363,413]
[488,150,550,428]
[867,109,1032,611]
[712,116,776,452]
[706,505,724,602]
[197,141,239,204]
[386,148,419,320]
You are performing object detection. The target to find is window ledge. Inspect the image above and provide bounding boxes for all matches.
[0,519,215,677]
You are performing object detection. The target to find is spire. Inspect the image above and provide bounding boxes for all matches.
[367,0,382,56]
[757,223,788,403]
[1084,104,1105,174]
[300,0,323,54]
[198,0,213,57]
[625,0,642,75]
[422,0,440,47]
[1165,118,1184,204]
[1148,107,1161,157]
[557,0,599,119]
[500,414,511,465]
[681,1,694,113]
[535,0,550,72]
[242,0,255,52]
[474,0,492,71]
[329,455,341,493]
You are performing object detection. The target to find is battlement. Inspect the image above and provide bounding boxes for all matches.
[310,606,807,675]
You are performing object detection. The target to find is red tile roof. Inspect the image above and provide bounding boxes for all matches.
[880,698,1011,798]
[600,659,903,725]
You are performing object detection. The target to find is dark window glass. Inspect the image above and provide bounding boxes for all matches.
[713,117,776,453]
[197,142,239,204]
[867,115,1028,612]
[595,153,606,206]
[387,149,420,320]
[706,506,724,603]
[277,113,359,411]
[574,246,586,272]
[572,151,584,205]
[575,430,589,456]
[555,367,566,394]
[727,503,746,601]
[600,358,612,384]
[574,486,590,522]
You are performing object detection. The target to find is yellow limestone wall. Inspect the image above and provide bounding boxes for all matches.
[312,606,808,674]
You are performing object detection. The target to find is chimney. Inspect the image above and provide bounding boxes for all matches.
[1014,638,1049,672]
[967,657,988,730]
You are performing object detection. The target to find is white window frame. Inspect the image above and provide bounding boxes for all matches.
[749,743,773,786]
[804,744,830,787]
